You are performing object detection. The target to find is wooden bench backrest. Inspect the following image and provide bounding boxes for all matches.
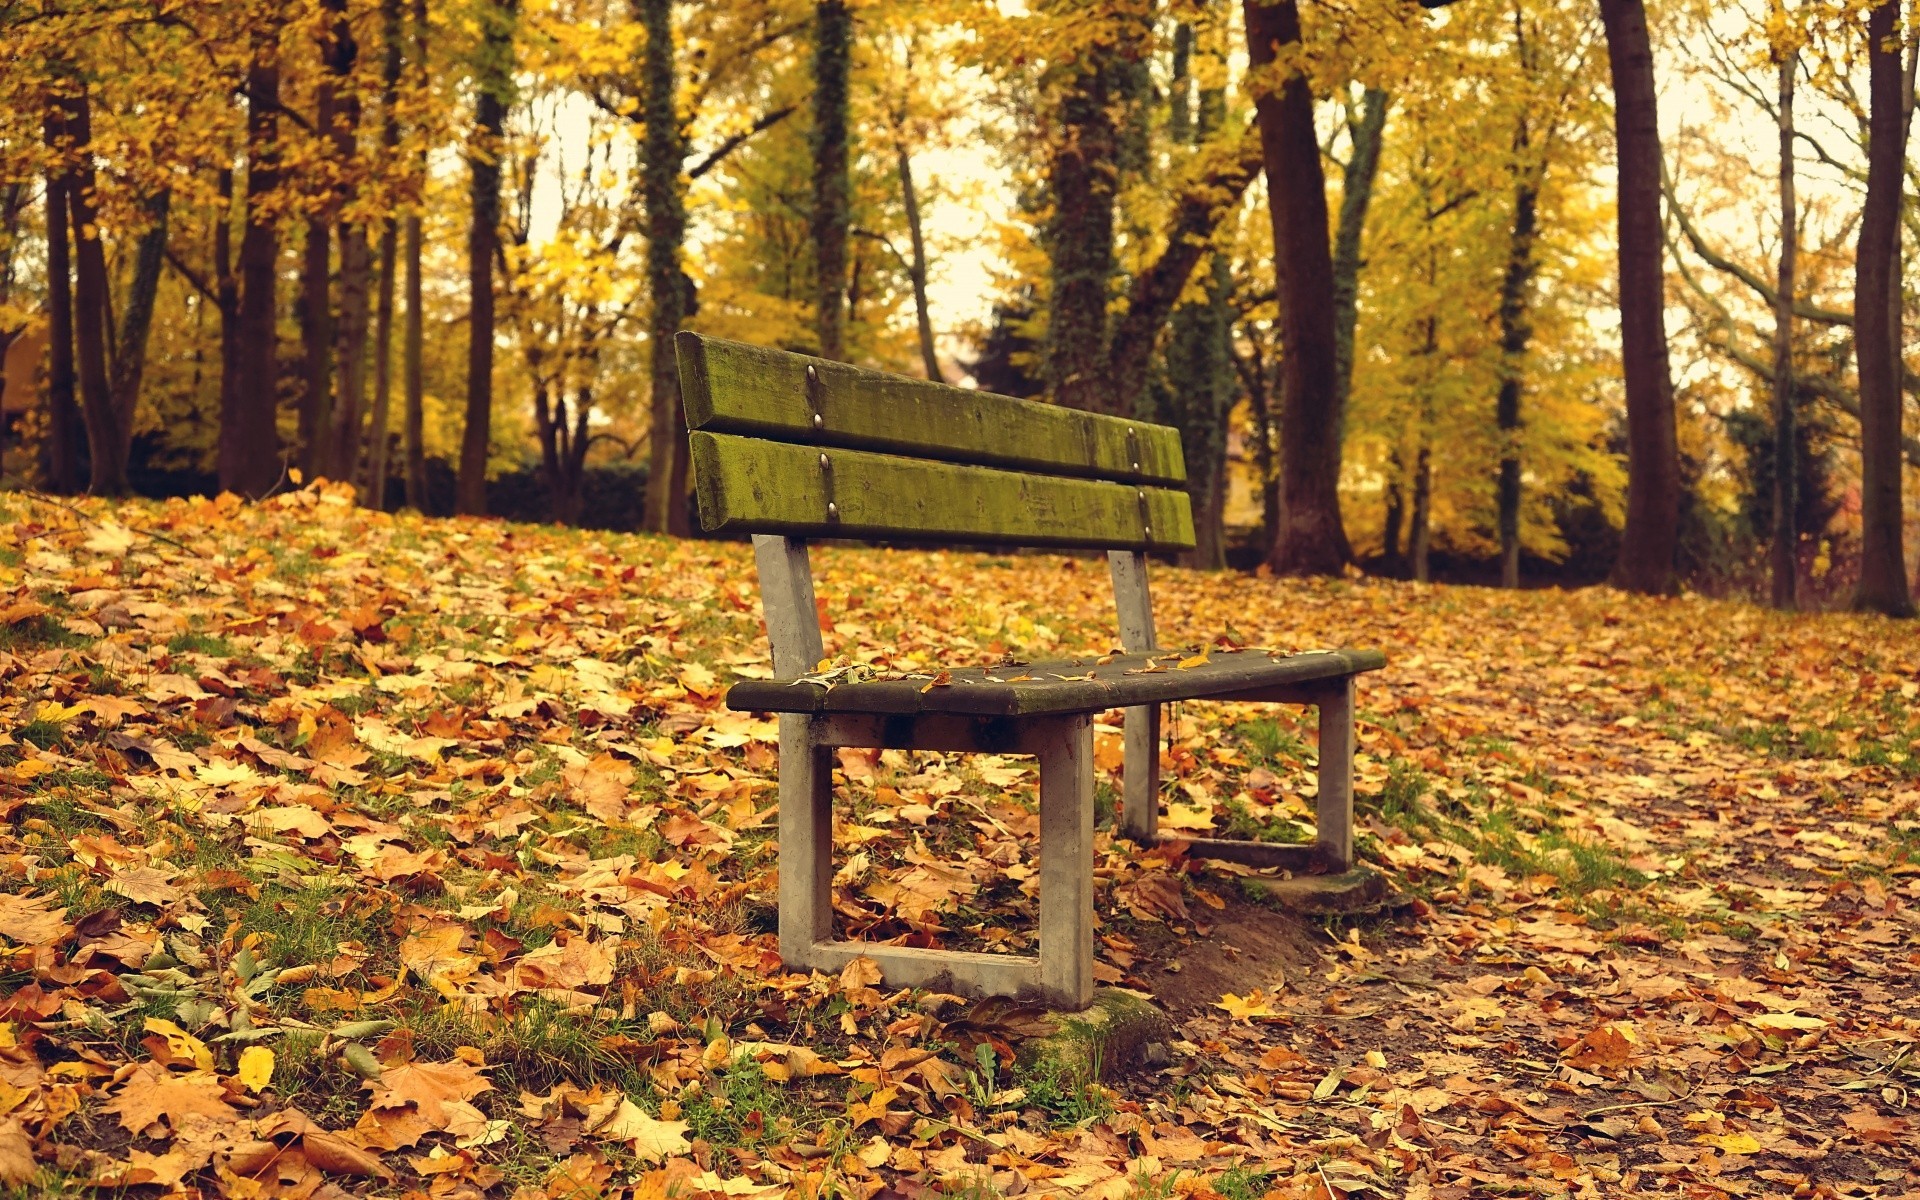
[675,333,1197,552]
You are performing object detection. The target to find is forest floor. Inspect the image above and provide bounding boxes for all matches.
[1,482,1917,1200]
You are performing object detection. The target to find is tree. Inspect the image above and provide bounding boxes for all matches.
[1852,0,1913,617]
[41,116,84,493]
[58,84,133,496]
[1599,0,1680,594]
[812,0,852,361]
[221,16,285,499]
[1769,20,1797,610]
[457,0,520,517]
[639,0,692,536]
[1245,0,1348,575]
[362,0,405,509]
[403,0,430,512]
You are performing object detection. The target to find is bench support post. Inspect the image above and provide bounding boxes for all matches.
[1107,551,1160,843]
[1314,677,1355,871]
[1037,714,1095,1010]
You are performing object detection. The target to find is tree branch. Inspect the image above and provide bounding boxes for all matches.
[1663,173,1854,326]
[688,104,797,180]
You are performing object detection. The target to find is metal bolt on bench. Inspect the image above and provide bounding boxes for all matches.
[675,332,1385,1009]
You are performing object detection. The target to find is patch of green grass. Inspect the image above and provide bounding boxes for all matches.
[1014,1053,1113,1127]
[167,630,236,657]
[1216,1164,1275,1200]
[1368,759,1436,833]
[1218,796,1310,845]
[0,614,90,652]
[1236,717,1310,765]
[15,720,66,750]
[233,879,384,979]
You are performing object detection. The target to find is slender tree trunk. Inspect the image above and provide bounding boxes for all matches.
[1770,41,1797,610]
[226,25,284,499]
[213,169,241,489]
[363,0,403,510]
[1599,0,1680,594]
[299,15,339,479]
[1410,440,1433,583]
[1496,174,1540,589]
[326,1,369,490]
[811,0,852,361]
[61,87,130,496]
[41,117,84,493]
[109,190,170,445]
[639,0,692,536]
[1332,86,1389,422]
[457,0,518,516]
[1234,334,1280,550]
[1382,457,1405,576]
[403,0,429,512]
[898,145,941,381]
[1046,55,1118,412]
[1246,0,1348,575]
[1853,0,1914,616]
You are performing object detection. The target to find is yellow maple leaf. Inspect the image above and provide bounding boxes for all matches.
[142,1018,213,1070]
[1215,990,1281,1020]
[237,1046,275,1093]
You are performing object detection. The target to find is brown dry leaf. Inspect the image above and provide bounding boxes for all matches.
[565,753,636,823]
[0,1118,32,1186]
[364,1058,493,1127]
[0,894,67,945]
[104,1064,240,1134]
[107,865,184,907]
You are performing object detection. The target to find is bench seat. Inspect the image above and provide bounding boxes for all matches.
[728,647,1386,718]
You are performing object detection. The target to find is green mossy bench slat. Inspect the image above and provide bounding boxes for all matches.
[727,648,1386,717]
[678,331,1187,485]
[688,431,1197,550]
[674,333,1385,1010]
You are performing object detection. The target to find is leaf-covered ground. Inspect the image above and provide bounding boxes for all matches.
[1,484,1916,1200]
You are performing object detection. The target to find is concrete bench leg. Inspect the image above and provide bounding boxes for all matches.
[1037,714,1095,1010]
[778,712,835,967]
[1315,678,1355,871]
[1118,702,1160,843]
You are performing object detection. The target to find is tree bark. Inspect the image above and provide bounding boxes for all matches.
[1046,56,1118,412]
[41,115,84,494]
[1770,41,1797,610]
[898,144,941,380]
[61,87,131,496]
[811,0,852,361]
[298,9,340,480]
[457,0,518,517]
[1496,175,1539,589]
[109,190,170,450]
[326,0,369,489]
[1410,440,1433,583]
[1599,0,1680,594]
[1332,86,1389,422]
[1853,0,1914,616]
[403,0,429,512]
[225,23,285,499]
[362,0,404,510]
[639,0,693,536]
[1245,0,1348,575]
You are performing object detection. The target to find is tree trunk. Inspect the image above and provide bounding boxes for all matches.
[403,0,429,512]
[41,117,85,494]
[109,190,170,447]
[1770,42,1797,610]
[226,25,284,499]
[811,0,852,361]
[61,87,131,496]
[1332,86,1389,422]
[457,0,518,517]
[1410,441,1433,583]
[898,145,941,380]
[298,14,339,480]
[1245,0,1348,575]
[1382,457,1405,576]
[639,0,693,536]
[1599,0,1680,594]
[1854,0,1914,616]
[326,0,369,490]
[1496,175,1540,589]
[1234,333,1280,551]
[1046,55,1118,412]
[362,0,402,509]
[213,169,241,489]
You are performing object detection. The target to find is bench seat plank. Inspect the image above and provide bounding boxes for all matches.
[726,647,1385,718]
[690,431,1197,550]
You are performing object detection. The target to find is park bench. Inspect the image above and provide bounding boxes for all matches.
[675,332,1385,1009]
